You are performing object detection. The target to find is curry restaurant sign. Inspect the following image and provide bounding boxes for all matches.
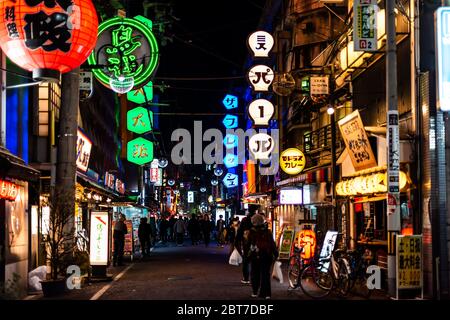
[338,110,377,171]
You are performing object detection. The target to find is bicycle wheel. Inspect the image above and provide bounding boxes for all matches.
[299,264,332,299]
[288,256,301,289]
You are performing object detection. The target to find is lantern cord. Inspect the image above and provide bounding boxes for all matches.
[0,67,35,81]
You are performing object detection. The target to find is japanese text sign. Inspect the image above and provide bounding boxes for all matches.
[353,0,379,52]
[90,211,109,266]
[338,110,377,171]
[127,137,154,165]
[0,179,19,200]
[280,148,306,175]
[247,30,274,58]
[397,235,422,290]
[76,129,92,172]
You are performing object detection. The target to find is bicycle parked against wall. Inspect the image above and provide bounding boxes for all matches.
[287,246,304,289]
[339,237,376,298]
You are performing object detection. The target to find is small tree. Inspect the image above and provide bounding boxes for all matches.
[42,189,76,281]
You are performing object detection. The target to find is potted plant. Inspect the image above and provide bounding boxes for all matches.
[40,189,76,297]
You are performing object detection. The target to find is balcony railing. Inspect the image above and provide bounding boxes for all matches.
[290,0,325,14]
[303,122,344,159]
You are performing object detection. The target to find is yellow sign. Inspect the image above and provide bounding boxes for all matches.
[280,148,306,175]
[397,235,422,289]
[336,171,408,196]
[338,110,377,171]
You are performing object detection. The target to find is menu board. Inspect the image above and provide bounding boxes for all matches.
[124,220,133,256]
[279,228,294,259]
[397,235,422,290]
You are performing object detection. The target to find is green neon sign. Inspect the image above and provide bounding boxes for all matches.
[127,82,153,104]
[127,137,154,165]
[88,17,159,89]
[127,107,153,134]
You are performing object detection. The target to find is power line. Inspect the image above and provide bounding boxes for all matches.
[154,76,245,81]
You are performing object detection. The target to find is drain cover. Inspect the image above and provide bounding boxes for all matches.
[167,276,193,281]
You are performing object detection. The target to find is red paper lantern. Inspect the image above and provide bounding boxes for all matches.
[0,0,98,82]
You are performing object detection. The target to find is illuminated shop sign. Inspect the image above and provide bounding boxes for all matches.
[247,65,274,92]
[87,16,159,91]
[90,211,109,266]
[105,172,115,189]
[127,137,154,165]
[115,179,125,195]
[248,99,274,126]
[127,107,153,134]
[247,31,274,58]
[0,179,19,200]
[223,173,238,188]
[222,94,238,110]
[280,148,306,175]
[279,189,303,205]
[76,129,92,172]
[222,114,239,129]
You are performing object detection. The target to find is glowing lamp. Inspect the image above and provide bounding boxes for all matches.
[0,0,98,82]
[110,75,135,94]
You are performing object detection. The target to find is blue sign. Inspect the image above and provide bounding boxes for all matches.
[223,134,238,149]
[223,173,238,188]
[222,114,239,129]
[224,153,238,169]
[222,94,238,110]
[437,7,450,111]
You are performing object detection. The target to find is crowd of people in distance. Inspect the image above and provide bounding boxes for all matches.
[113,208,278,300]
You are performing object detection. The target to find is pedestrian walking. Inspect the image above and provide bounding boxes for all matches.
[201,214,212,247]
[138,217,151,257]
[216,215,226,247]
[113,214,128,266]
[174,216,186,246]
[248,213,278,299]
[188,215,201,245]
[227,217,240,257]
[234,211,255,284]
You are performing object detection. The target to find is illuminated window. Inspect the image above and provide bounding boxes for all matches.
[38,83,61,140]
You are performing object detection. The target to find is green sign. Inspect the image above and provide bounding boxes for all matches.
[279,228,294,259]
[88,16,159,90]
[127,107,153,134]
[127,82,153,104]
[127,137,154,165]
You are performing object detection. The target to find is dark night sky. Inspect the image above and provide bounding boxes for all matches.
[151,0,267,178]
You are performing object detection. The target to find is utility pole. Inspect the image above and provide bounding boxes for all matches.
[386,0,401,297]
[55,67,80,234]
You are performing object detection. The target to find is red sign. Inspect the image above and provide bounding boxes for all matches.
[115,179,125,195]
[0,0,98,78]
[0,180,19,200]
[150,168,160,182]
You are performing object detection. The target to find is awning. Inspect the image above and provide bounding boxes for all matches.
[276,165,331,188]
[0,146,40,182]
[76,171,120,200]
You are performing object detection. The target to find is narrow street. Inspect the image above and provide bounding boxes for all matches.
[30,240,388,301]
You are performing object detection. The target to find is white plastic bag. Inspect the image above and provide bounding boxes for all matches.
[272,260,283,283]
[29,276,42,292]
[229,248,243,266]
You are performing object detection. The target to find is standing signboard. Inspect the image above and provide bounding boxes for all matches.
[278,228,294,260]
[353,0,379,52]
[387,110,401,230]
[396,235,423,299]
[90,211,109,266]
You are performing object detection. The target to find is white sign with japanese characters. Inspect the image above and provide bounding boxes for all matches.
[310,76,329,95]
[90,212,109,266]
[249,133,274,160]
[247,65,274,92]
[353,0,379,52]
[248,99,274,126]
[247,31,274,58]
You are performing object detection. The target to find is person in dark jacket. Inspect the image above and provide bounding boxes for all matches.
[247,213,278,299]
[188,215,201,245]
[201,214,212,247]
[113,214,128,266]
[138,217,151,257]
[234,212,255,284]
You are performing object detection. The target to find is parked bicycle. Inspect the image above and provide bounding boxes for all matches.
[299,236,350,299]
[339,237,375,298]
[287,246,304,289]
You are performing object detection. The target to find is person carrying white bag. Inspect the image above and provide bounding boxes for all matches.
[229,248,243,266]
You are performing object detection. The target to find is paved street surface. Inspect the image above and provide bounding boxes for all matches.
[29,240,389,300]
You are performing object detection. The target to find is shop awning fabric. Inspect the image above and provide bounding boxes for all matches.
[0,146,40,182]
